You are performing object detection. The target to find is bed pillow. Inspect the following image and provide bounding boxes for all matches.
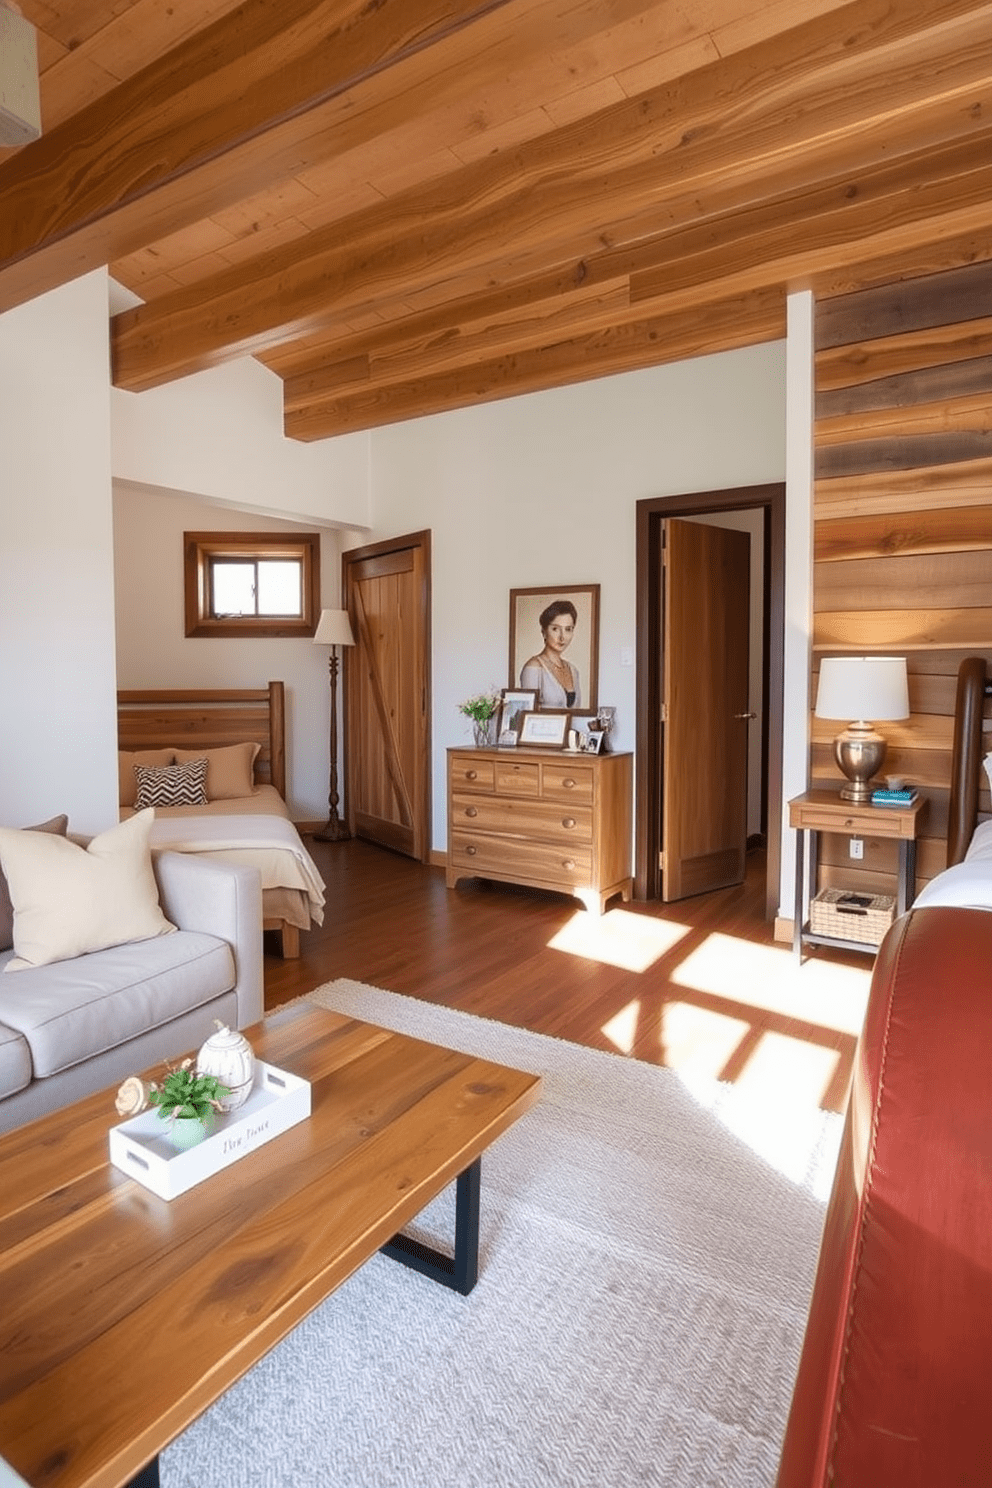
[134,758,209,810]
[0,815,69,952]
[119,749,175,808]
[174,742,260,800]
[0,809,175,971]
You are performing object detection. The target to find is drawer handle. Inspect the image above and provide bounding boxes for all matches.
[464,806,478,818]
[562,817,576,830]
[466,769,478,781]
[466,845,477,856]
[562,858,576,871]
[844,817,853,827]
[562,778,576,789]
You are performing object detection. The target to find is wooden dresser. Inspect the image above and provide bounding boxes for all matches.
[446,746,633,914]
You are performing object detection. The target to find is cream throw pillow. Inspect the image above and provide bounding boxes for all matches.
[0,809,175,972]
[0,815,69,951]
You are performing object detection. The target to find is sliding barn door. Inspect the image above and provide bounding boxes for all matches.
[342,531,431,862]
[661,518,750,900]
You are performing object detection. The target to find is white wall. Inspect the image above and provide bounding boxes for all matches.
[113,484,343,820]
[365,343,788,853]
[112,356,371,531]
[781,291,816,924]
[0,271,119,833]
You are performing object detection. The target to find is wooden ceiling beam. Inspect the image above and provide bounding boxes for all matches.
[272,97,992,397]
[280,277,634,406]
[110,0,992,391]
[284,287,788,438]
[0,0,529,312]
[281,130,992,438]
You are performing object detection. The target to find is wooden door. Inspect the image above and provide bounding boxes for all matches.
[342,531,431,862]
[661,518,750,900]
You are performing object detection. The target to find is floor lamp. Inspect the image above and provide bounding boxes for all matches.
[313,608,355,842]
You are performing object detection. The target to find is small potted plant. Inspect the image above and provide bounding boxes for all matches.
[458,688,501,747]
[148,1059,230,1150]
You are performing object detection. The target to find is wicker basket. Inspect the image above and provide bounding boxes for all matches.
[810,887,896,945]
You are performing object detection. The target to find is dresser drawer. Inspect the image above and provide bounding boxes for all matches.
[449,754,495,792]
[541,760,593,805]
[450,831,592,886]
[450,793,593,843]
[494,758,540,796]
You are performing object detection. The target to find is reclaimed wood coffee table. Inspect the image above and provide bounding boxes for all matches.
[0,1003,541,1488]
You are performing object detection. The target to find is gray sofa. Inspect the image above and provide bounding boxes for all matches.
[0,851,263,1134]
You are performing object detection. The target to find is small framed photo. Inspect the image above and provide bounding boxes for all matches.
[568,711,597,740]
[583,729,605,755]
[519,710,569,749]
[497,728,519,749]
[498,688,538,737]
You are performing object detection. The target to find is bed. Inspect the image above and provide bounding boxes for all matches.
[117,681,325,958]
[912,654,992,912]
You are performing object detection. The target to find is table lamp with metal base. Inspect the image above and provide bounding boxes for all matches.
[814,656,910,804]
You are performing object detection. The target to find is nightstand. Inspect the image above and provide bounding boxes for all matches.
[789,790,929,960]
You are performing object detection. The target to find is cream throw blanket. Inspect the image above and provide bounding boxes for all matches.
[148,813,325,924]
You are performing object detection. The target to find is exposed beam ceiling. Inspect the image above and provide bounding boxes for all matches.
[2,0,990,439]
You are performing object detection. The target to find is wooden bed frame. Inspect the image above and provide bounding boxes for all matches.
[947,656,992,868]
[117,681,301,956]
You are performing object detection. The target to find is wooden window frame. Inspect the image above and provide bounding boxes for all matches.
[184,531,320,638]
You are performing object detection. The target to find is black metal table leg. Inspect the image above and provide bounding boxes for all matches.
[380,1157,481,1295]
[127,1457,159,1488]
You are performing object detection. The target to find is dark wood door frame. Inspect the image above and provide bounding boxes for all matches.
[341,528,433,863]
[635,484,785,919]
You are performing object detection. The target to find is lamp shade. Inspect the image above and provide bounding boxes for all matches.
[313,609,355,647]
[814,656,909,723]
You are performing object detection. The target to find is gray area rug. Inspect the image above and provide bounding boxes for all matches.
[162,980,839,1488]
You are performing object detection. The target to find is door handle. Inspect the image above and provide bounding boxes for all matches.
[734,712,757,720]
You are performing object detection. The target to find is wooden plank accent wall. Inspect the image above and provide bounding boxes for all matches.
[812,259,992,900]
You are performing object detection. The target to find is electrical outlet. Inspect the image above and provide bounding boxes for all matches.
[849,837,864,860]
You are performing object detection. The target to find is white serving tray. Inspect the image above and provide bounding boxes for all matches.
[108,1060,311,1201]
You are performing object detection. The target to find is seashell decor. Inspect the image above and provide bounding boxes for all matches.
[196,1021,255,1112]
[115,1075,149,1118]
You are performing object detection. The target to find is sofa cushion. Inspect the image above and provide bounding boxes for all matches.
[0,815,69,952]
[0,1018,31,1099]
[0,810,175,971]
[0,932,236,1078]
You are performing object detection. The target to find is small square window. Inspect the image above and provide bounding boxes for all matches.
[184,533,320,638]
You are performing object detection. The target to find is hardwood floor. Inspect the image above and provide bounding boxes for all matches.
[266,838,873,1115]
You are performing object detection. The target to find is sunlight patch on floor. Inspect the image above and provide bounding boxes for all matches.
[659,1000,750,1080]
[548,909,690,972]
[733,1030,841,1110]
[679,1063,844,1200]
[669,932,872,1035]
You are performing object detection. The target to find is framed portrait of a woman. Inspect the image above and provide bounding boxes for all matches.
[509,584,599,713]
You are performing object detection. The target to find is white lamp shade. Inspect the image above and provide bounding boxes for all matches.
[313,609,355,647]
[814,656,909,723]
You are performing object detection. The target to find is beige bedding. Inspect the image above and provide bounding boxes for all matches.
[121,787,325,930]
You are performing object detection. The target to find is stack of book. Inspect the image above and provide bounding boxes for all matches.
[871,786,919,807]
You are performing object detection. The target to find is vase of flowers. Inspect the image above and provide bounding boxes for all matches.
[458,689,500,747]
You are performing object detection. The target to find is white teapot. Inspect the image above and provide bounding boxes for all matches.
[196,1022,255,1112]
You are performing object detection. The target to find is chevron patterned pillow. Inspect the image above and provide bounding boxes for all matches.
[133,757,208,810]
